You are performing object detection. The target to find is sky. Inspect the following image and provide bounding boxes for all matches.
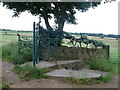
[0,1,118,35]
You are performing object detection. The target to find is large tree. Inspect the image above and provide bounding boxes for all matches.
[2,1,114,32]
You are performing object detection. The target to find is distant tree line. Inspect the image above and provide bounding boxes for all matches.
[0,29,119,39]
[69,32,120,39]
[0,29,32,32]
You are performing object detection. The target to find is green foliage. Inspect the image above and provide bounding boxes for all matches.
[89,54,118,74]
[4,32,7,35]
[2,42,32,64]
[2,42,24,64]
[64,77,102,85]
[12,64,50,81]
[2,79,9,89]
[20,48,32,62]
[64,73,113,85]
[40,67,52,73]
[65,77,88,85]
[100,35,104,38]
[81,35,88,39]
[99,73,113,83]
[97,40,105,45]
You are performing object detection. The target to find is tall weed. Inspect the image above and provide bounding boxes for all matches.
[2,42,32,64]
[89,54,118,74]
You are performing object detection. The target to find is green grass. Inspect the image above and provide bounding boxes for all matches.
[64,72,113,85]
[88,36,118,58]
[2,42,32,64]
[100,73,113,83]
[12,64,50,81]
[0,31,32,46]
[2,77,9,89]
[89,54,118,74]
[1,32,33,64]
[0,35,18,47]
[64,77,94,85]
[2,80,9,89]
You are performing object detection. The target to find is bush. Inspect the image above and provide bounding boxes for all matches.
[2,42,32,64]
[89,54,118,74]
[4,32,7,35]
[81,35,88,39]
[100,35,104,38]
[100,73,113,83]
[20,47,32,62]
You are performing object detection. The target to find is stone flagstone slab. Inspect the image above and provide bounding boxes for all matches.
[36,61,55,69]
[45,68,108,79]
[21,61,108,79]
[56,60,79,65]
[21,60,79,69]
[21,61,55,69]
[67,69,108,79]
[44,68,71,77]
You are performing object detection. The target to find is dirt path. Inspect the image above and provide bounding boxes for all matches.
[2,61,119,88]
[74,75,119,88]
[2,61,72,88]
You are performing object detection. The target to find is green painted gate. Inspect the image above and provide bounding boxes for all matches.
[33,22,59,67]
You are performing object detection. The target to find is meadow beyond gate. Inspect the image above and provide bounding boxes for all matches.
[33,22,59,67]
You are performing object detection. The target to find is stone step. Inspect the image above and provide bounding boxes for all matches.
[44,68,71,77]
[21,60,80,70]
[21,61,108,79]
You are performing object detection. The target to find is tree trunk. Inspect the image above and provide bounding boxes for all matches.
[43,15,53,31]
[42,8,53,31]
[57,16,65,46]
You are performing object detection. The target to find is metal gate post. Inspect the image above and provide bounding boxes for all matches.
[33,22,36,67]
[17,33,21,56]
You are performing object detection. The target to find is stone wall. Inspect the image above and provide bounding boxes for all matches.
[57,45,110,62]
[57,46,80,60]
[40,45,110,70]
[55,45,110,70]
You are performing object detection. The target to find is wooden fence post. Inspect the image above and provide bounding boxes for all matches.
[103,45,110,59]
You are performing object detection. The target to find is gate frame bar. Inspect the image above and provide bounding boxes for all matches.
[33,22,36,67]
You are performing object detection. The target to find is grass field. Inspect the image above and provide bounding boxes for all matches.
[0,30,32,46]
[0,31,118,59]
[87,36,118,59]
[0,30,32,35]
[0,35,17,46]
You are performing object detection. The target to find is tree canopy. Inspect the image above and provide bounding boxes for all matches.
[2,1,114,31]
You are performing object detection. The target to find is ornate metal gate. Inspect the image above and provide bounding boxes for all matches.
[33,22,59,67]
